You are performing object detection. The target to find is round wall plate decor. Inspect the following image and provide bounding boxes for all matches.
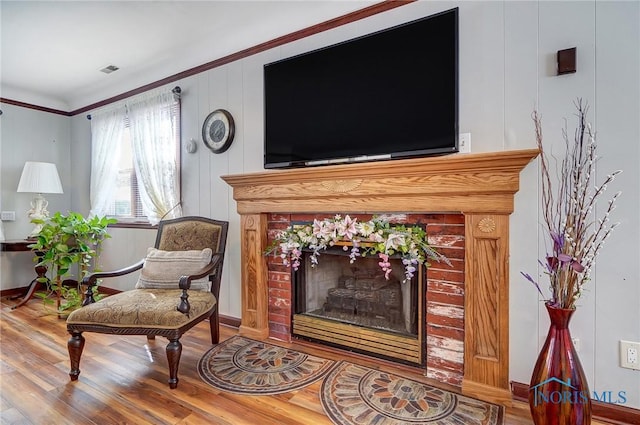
[202,109,235,153]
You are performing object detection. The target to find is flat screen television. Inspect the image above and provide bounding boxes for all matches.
[263,8,458,169]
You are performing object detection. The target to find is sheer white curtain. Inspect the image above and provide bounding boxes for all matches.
[127,88,182,224]
[89,105,126,218]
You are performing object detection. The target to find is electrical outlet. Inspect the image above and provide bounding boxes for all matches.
[620,340,640,370]
[1,211,16,221]
[459,132,471,153]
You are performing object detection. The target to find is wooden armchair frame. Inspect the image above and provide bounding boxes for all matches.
[66,216,228,389]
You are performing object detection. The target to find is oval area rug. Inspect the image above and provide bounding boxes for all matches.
[198,335,336,395]
[321,361,504,425]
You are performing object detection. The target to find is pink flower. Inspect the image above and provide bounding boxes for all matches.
[336,215,358,239]
[313,219,335,241]
[369,231,384,243]
[378,253,392,279]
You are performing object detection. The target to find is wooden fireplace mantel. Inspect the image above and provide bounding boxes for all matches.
[222,149,538,405]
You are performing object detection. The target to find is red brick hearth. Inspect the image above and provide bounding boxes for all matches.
[266,212,466,386]
[222,149,538,405]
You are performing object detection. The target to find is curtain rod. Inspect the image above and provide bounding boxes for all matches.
[86,86,181,120]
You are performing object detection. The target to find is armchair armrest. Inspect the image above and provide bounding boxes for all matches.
[177,255,222,315]
[81,259,145,306]
[177,254,222,290]
[82,259,145,287]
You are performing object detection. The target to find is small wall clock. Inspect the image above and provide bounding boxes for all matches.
[202,109,235,153]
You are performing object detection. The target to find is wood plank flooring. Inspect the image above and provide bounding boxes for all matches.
[0,298,611,425]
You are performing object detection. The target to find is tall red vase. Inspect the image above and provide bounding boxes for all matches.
[529,302,592,425]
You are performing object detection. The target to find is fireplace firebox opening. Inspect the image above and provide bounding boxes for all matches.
[292,245,425,366]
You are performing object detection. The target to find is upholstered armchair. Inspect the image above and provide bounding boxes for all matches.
[66,216,228,389]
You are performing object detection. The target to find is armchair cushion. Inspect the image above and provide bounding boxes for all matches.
[66,289,216,329]
[135,247,212,291]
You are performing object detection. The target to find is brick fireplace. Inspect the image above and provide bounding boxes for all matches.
[267,212,466,386]
[222,149,538,406]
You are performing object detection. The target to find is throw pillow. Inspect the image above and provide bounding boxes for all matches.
[135,247,213,291]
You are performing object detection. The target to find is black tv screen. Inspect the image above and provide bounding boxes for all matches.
[264,8,458,169]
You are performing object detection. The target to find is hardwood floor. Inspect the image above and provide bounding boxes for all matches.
[0,298,612,425]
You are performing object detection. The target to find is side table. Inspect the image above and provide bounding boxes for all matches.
[0,239,48,309]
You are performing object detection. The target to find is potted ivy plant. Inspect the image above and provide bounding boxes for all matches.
[29,211,116,315]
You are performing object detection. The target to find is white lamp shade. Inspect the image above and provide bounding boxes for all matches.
[17,161,64,194]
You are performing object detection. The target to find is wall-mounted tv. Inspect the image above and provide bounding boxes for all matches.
[264,8,458,169]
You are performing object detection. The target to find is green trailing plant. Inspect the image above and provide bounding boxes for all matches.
[29,212,116,314]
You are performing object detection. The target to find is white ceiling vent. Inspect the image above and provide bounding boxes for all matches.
[100,65,120,74]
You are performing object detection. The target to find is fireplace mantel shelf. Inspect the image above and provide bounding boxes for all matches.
[222,149,538,406]
[223,149,538,215]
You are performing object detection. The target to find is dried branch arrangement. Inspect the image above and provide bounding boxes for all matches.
[522,100,622,309]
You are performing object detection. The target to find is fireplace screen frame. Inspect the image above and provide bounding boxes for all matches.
[292,246,426,366]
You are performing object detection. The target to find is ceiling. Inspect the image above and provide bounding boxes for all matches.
[0,1,375,112]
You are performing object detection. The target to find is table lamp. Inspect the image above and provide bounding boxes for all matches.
[17,161,64,237]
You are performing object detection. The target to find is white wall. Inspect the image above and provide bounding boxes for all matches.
[592,2,640,408]
[2,0,638,409]
[0,104,72,289]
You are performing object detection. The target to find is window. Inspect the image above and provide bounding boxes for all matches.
[89,88,182,225]
[106,127,142,220]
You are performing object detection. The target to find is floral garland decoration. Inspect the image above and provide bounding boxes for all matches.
[521,100,622,309]
[265,214,451,282]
